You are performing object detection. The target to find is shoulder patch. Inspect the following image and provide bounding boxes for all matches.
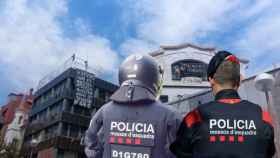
[262,111,273,126]
[184,109,202,128]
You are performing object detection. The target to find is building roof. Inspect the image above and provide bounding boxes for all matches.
[8,93,24,97]
[243,63,280,82]
[149,43,249,65]
[34,67,118,98]
[0,92,33,126]
[150,43,216,57]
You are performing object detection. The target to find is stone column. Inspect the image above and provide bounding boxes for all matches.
[57,122,63,136]
[70,105,74,114]
[66,78,72,90]
[46,106,50,119]
[62,99,68,112]
[67,124,71,137]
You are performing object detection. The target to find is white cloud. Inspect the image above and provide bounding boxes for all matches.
[233,0,280,75]
[121,0,241,45]
[242,0,274,18]
[236,14,280,58]
[234,12,280,75]
[0,0,119,92]
[119,0,280,75]
[120,38,157,56]
[1,0,280,94]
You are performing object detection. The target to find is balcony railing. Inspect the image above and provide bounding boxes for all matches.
[21,136,85,157]
[61,111,90,127]
[31,90,74,116]
[25,111,91,136]
[25,113,61,136]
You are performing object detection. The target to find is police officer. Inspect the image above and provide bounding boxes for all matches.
[170,51,276,158]
[85,54,181,158]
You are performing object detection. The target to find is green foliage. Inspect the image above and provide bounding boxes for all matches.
[0,134,21,158]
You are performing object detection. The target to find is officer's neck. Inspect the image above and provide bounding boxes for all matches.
[212,84,238,96]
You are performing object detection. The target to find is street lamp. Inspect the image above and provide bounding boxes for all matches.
[254,73,280,158]
[30,139,38,158]
[254,73,275,111]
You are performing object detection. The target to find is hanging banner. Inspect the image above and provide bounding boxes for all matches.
[74,69,95,108]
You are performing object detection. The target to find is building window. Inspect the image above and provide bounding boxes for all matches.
[52,80,67,99]
[38,110,47,122]
[18,116,23,125]
[74,106,84,115]
[57,149,64,158]
[64,101,72,112]
[2,109,7,118]
[47,124,58,138]
[49,101,63,116]
[84,108,91,117]
[80,127,87,135]
[69,125,79,138]
[12,138,18,146]
[99,89,106,100]
[62,123,68,137]
[8,95,17,102]
[171,59,208,81]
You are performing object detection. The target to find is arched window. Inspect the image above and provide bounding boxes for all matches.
[18,116,23,125]
[171,59,208,81]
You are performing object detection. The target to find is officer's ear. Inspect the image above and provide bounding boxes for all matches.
[240,74,244,81]
[208,77,215,86]
[236,74,244,88]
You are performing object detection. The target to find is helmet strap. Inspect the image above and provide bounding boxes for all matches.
[126,86,135,101]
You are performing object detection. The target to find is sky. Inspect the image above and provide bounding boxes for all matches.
[0,0,280,105]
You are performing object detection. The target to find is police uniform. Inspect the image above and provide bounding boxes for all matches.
[85,54,181,158]
[170,51,276,158]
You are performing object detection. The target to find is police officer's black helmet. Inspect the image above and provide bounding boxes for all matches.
[118,54,164,97]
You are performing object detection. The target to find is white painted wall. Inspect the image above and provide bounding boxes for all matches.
[4,109,26,147]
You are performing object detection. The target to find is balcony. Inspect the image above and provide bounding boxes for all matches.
[25,111,91,136]
[61,111,90,127]
[31,89,74,116]
[25,113,61,136]
[21,136,84,157]
[94,97,106,108]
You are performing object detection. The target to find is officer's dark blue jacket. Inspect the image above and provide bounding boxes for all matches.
[85,86,181,158]
[170,89,276,158]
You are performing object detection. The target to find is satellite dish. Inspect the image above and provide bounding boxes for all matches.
[254,73,275,92]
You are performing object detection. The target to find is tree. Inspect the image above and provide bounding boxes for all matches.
[0,134,21,158]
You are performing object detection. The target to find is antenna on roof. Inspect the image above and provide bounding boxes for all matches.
[72,54,76,61]
[85,60,88,71]
[37,54,103,90]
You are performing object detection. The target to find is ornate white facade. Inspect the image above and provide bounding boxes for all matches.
[151,43,215,103]
[151,43,248,103]
[4,105,28,149]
